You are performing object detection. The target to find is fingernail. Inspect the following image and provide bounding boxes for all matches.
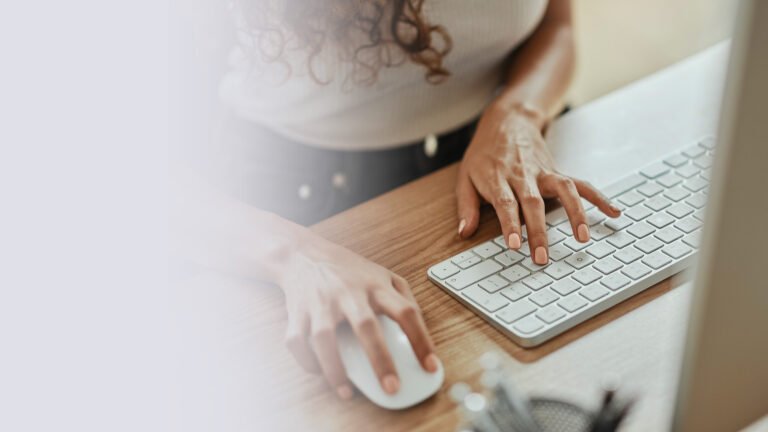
[458,219,466,236]
[336,385,353,400]
[382,374,400,394]
[424,353,439,373]
[577,224,590,242]
[508,233,521,249]
[535,247,548,264]
[610,204,622,214]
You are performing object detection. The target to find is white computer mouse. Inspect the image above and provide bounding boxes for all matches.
[337,315,444,410]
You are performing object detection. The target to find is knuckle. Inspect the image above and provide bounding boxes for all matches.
[310,325,333,343]
[521,194,544,208]
[353,314,376,333]
[396,303,418,321]
[492,195,517,208]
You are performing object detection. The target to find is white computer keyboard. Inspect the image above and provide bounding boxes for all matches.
[428,137,715,347]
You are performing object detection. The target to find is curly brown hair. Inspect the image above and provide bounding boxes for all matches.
[236,0,452,86]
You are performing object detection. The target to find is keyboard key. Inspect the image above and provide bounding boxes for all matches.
[663,241,693,259]
[589,224,614,241]
[668,203,695,219]
[565,251,595,269]
[693,209,706,222]
[558,294,589,313]
[683,177,708,193]
[698,136,716,149]
[463,284,509,312]
[522,273,554,291]
[635,237,664,253]
[645,196,672,211]
[664,154,689,167]
[655,226,684,243]
[622,261,652,280]
[683,231,702,248]
[564,237,592,251]
[693,155,713,169]
[473,241,503,259]
[536,305,566,324]
[625,205,652,221]
[431,261,460,279]
[603,174,646,198]
[545,207,569,226]
[518,242,531,257]
[675,216,702,234]
[546,228,567,245]
[637,182,664,197]
[501,283,532,302]
[557,222,574,236]
[500,264,531,283]
[580,284,610,302]
[647,212,676,229]
[594,256,623,275]
[493,235,507,248]
[513,315,544,334]
[544,261,576,280]
[640,162,670,179]
[601,273,631,291]
[548,243,573,261]
[573,268,602,285]
[676,164,700,178]
[552,278,581,296]
[586,241,616,259]
[446,260,502,290]
[700,169,712,181]
[457,255,482,269]
[521,257,551,273]
[479,274,510,293]
[496,300,536,324]
[627,222,655,238]
[615,247,643,264]
[642,251,673,269]
[451,251,477,265]
[682,145,706,158]
[586,209,606,226]
[657,173,684,188]
[618,191,645,207]
[606,231,636,249]
[530,288,559,307]
[494,250,525,267]
[605,215,633,231]
[664,186,691,202]
[685,193,707,209]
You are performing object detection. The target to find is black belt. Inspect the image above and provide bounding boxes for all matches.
[217,116,478,225]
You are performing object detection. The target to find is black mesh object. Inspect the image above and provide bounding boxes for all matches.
[529,398,594,432]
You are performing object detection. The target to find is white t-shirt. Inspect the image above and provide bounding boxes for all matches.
[220,0,548,150]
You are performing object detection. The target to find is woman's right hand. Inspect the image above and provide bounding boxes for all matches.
[278,231,439,400]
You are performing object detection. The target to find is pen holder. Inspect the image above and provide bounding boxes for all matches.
[528,398,593,432]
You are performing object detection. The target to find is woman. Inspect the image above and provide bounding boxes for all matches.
[201,0,620,400]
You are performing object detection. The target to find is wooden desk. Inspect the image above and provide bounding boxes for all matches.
[179,43,729,431]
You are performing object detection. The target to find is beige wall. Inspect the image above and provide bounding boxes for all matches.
[570,0,734,105]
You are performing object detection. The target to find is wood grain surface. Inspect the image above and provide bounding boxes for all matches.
[183,162,690,431]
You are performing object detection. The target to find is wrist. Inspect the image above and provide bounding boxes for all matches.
[488,100,549,131]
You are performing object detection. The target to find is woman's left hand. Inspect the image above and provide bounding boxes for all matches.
[456,104,622,265]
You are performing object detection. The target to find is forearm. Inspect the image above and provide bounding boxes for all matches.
[491,0,575,129]
[170,165,307,283]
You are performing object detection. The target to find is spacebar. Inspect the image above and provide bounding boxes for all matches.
[602,174,646,198]
[446,260,502,290]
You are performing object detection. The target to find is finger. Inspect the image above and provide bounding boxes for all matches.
[573,179,622,218]
[309,310,353,400]
[377,277,438,372]
[550,176,590,243]
[455,169,481,239]
[514,180,548,264]
[473,174,522,249]
[341,299,399,394]
[285,310,320,374]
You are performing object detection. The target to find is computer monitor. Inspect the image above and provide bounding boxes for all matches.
[672,1,768,431]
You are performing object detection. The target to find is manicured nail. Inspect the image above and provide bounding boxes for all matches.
[610,204,622,214]
[382,374,400,394]
[336,385,353,400]
[577,224,590,242]
[534,247,548,265]
[508,233,521,249]
[424,353,439,373]
[458,219,466,236]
